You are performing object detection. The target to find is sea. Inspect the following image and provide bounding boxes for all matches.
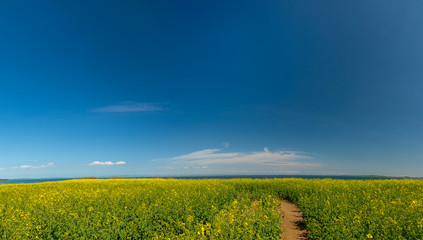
[0,175,420,185]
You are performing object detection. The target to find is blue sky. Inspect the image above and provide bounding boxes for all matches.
[1,0,423,178]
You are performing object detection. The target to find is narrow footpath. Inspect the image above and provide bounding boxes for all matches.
[279,198,309,240]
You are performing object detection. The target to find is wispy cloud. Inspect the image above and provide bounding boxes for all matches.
[12,162,55,170]
[88,161,126,166]
[172,149,239,161]
[170,148,320,167]
[92,102,165,113]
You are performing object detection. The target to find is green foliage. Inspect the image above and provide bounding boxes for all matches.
[1,178,421,239]
[0,179,281,239]
[231,178,423,240]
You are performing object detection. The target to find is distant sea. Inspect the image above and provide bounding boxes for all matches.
[0,178,72,185]
[0,175,420,185]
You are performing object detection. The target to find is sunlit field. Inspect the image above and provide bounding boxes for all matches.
[0,178,422,239]
[0,179,281,239]
[244,179,423,239]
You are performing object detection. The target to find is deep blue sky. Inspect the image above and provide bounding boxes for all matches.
[1,0,423,178]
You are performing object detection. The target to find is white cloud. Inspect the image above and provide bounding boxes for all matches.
[13,162,55,170]
[88,161,126,166]
[92,102,165,113]
[172,149,240,161]
[170,148,319,167]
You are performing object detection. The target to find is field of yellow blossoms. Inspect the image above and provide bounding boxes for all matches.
[0,178,422,239]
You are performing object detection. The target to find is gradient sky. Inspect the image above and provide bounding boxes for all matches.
[1,0,423,178]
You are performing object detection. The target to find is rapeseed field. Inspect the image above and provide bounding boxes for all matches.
[0,179,280,239]
[0,178,422,239]
[232,178,423,239]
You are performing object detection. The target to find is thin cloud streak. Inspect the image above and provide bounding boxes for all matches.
[88,161,126,166]
[172,149,240,160]
[92,102,165,113]
[12,162,55,170]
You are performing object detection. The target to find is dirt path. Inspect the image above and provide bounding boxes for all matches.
[279,198,308,240]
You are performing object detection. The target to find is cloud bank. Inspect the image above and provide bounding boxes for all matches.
[92,102,165,113]
[170,148,320,167]
[88,161,126,166]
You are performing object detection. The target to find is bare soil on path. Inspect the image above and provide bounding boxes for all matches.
[279,198,309,240]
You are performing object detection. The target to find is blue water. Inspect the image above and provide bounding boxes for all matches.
[174,175,420,180]
[0,175,419,185]
[0,178,72,185]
